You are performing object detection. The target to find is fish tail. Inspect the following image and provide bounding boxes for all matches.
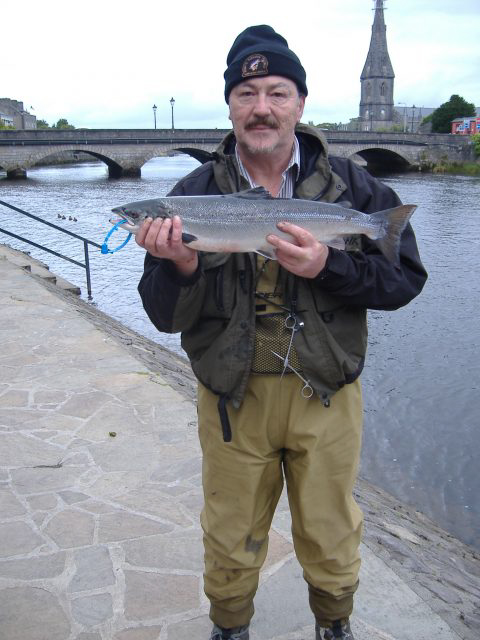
[370,204,417,264]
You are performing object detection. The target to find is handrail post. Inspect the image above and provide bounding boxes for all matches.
[84,240,93,300]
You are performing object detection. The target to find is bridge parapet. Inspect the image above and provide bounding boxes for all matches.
[0,128,231,144]
[321,130,471,148]
[0,128,471,147]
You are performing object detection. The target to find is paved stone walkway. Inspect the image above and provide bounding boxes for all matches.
[0,247,478,640]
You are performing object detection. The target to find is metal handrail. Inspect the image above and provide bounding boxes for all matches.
[0,199,102,299]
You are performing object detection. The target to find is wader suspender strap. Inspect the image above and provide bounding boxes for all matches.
[217,395,232,443]
[216,255,250,443]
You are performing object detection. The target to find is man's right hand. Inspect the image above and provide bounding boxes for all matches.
[135,215,199,277]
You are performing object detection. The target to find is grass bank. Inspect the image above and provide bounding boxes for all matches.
[432,162,480,176]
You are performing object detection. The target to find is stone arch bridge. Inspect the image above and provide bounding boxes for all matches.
[0,129,471,179]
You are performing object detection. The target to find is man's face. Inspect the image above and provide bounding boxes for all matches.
[228,76,305,158]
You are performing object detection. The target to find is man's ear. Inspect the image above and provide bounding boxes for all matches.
[297,95,306,122]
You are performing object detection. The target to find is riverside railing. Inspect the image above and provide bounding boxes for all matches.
[0,199,102,299]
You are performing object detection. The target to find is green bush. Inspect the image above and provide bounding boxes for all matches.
[472,134,480,157]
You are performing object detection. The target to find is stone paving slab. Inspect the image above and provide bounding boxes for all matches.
[0,251,478,640]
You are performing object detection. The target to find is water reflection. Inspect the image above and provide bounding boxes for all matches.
[1,161,479,548]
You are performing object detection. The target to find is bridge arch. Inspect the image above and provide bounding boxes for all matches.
[347,146,412,172]
[70,150,124,177]
[28,147,125,178]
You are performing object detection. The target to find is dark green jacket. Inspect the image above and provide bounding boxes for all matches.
[139,125,427,409]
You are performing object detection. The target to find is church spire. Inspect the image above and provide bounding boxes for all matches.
[359,0,395,130]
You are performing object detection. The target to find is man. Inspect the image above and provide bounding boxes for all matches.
[137,25,427,640]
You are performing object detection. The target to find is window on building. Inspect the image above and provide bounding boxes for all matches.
[380,83,386,97]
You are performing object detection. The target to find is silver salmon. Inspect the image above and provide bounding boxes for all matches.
[111,187,416,264]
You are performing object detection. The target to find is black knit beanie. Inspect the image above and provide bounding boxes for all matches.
[224,25,308,102]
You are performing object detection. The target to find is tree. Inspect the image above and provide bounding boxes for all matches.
[36,119,50,129]
[431,95,476,133]
[0,122,15,130]
[51,118,75,130]
[307,122,343,130]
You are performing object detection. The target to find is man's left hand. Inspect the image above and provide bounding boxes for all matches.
[266,221,329,278]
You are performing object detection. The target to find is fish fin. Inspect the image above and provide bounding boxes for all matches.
[182,232,198,244]
[370,204,417,264]
[230,187,274,199]
[326,237,346,251]
[255,247,277,259]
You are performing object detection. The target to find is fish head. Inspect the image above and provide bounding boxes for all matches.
[110,198,172,233]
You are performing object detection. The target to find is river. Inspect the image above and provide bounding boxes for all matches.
[1,157,479,549]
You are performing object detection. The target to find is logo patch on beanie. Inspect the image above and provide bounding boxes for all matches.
[242,54,268,78]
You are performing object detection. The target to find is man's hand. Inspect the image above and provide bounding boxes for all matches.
[135,215,198,277]
[267,221,329,278]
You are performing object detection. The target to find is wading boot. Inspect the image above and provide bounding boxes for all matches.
[315,619,354,639]
[210,623,250,639]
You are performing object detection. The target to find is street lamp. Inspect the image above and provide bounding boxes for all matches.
[398,102,407,133]
[411,104,416,133]
[152,104,157,129]
[170,97,175,131]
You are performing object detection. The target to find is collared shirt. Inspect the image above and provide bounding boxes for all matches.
[234,137,302,374]
[235,136,300,198]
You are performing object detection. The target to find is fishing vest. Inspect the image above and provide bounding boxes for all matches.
[179,125,368,411]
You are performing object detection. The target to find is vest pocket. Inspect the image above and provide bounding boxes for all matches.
[301,283,368,386]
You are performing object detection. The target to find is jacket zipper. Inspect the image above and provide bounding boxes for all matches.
[214,267,225,312]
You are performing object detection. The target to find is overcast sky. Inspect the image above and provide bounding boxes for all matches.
[3,0,479,130]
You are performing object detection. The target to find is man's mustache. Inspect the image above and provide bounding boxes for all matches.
[245,118,278,130]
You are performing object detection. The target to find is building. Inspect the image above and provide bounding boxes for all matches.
[359,0,395,131]
[451,115,480,135]
[348,2,436,134]
[0,112,14,128]
[393,106,436,133]
[0,99,36,129]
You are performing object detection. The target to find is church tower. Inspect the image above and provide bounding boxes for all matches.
[359,0,395,131]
